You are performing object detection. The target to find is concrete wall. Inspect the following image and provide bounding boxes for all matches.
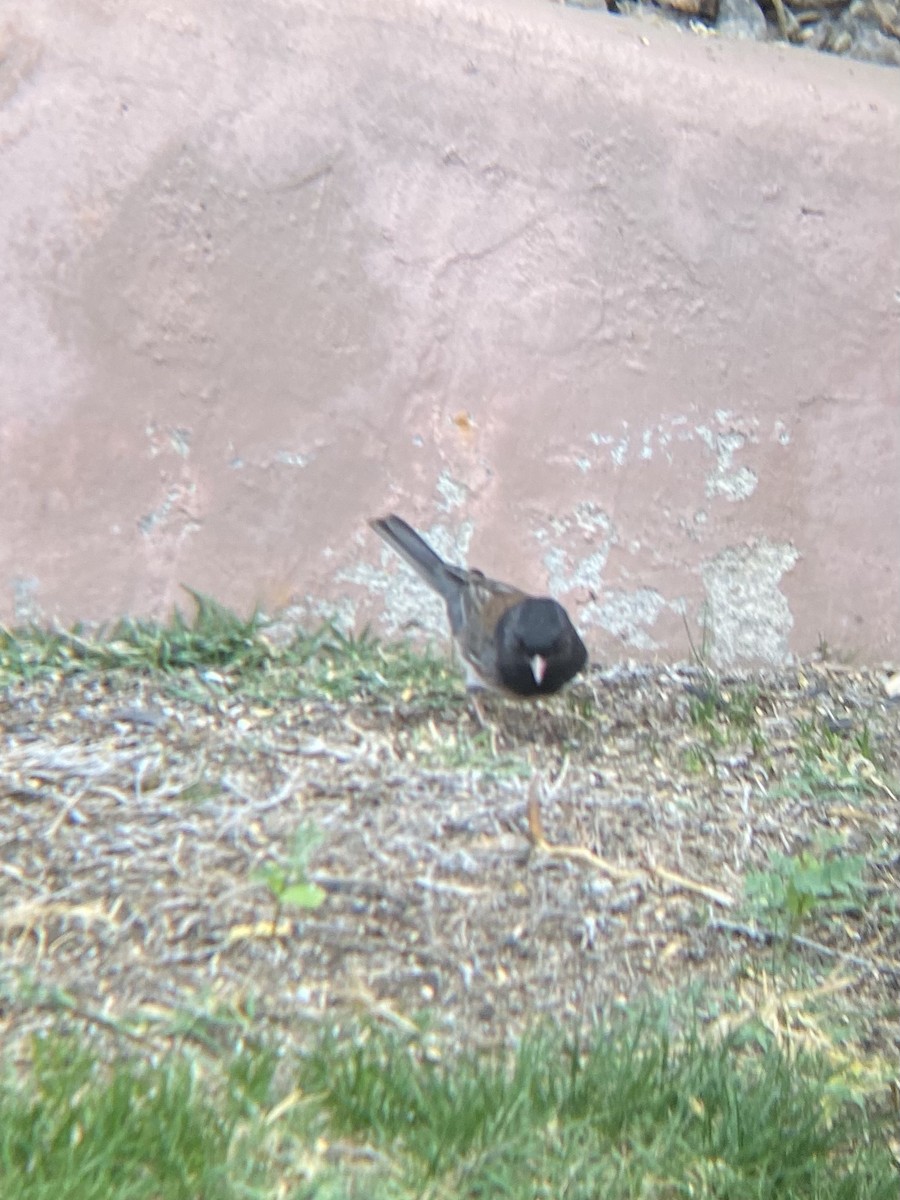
[1,0,898,663]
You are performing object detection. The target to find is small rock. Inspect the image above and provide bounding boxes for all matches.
[884,671,900,700]
[717,0,768,38]
[872,0,900,35]
[659,0,719,16]
[827,28,854,52]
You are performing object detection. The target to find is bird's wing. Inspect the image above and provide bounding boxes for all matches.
[454,572,527,685]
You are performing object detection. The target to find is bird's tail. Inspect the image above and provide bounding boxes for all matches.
[369,514,464,603]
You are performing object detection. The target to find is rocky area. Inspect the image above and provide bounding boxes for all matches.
[570,0,900,66]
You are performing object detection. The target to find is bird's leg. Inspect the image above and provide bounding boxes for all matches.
[462,660,489,729]
[467,689,499,756]
[468,689,488,729]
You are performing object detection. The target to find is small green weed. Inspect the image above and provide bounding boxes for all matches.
[683,743,716,775]
[744,835,868,940]
[254,823,327,934]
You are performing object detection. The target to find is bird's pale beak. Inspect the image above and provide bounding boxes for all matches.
[530,654,547,686]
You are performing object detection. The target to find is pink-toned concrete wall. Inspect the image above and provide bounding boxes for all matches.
[1,0,898,665]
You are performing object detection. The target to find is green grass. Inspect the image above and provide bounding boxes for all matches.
[0,1035,266,1199]
[0,595,461,710]
[1,1009,896,1200]
[0,591,271,681]
[301,1013,898,1199]
[253,624,461,710]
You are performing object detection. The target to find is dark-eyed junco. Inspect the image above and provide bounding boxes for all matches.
[369,513,588,700]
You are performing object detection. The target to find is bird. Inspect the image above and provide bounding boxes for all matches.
[369,513,588,708]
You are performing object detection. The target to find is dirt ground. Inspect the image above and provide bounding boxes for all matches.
[1,655,899,1065]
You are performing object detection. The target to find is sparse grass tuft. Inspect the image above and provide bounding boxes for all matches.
[254,623,463,709]
[254,822,327,934]
[682,678,769,776]
[396,717,531,776]
[681,613,771,764]
[788,715,894,803]
[686,681,761,743]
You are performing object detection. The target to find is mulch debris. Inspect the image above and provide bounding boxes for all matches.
[1,659,898,1062]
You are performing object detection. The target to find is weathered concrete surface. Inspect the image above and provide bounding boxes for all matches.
[1,0,898,664]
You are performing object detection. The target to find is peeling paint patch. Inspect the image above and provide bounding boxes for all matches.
[581,587,666,650]
[138,484,200,536]
[701,539,799,666]
[542,543,610,595]
[12,576,41,622]
[343,558,446,636]
[705,431,758,502]
[534,502,613,593]
[305,594,359,634]
[708,464,757,501]
[436,471,468,511]
[582,410,788,505]
[226,447,316,469]
[587,410,765,480]
[273,449,314,467]
[145,421,192,459]
[547,500,612,539]
[590,429,630,467]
